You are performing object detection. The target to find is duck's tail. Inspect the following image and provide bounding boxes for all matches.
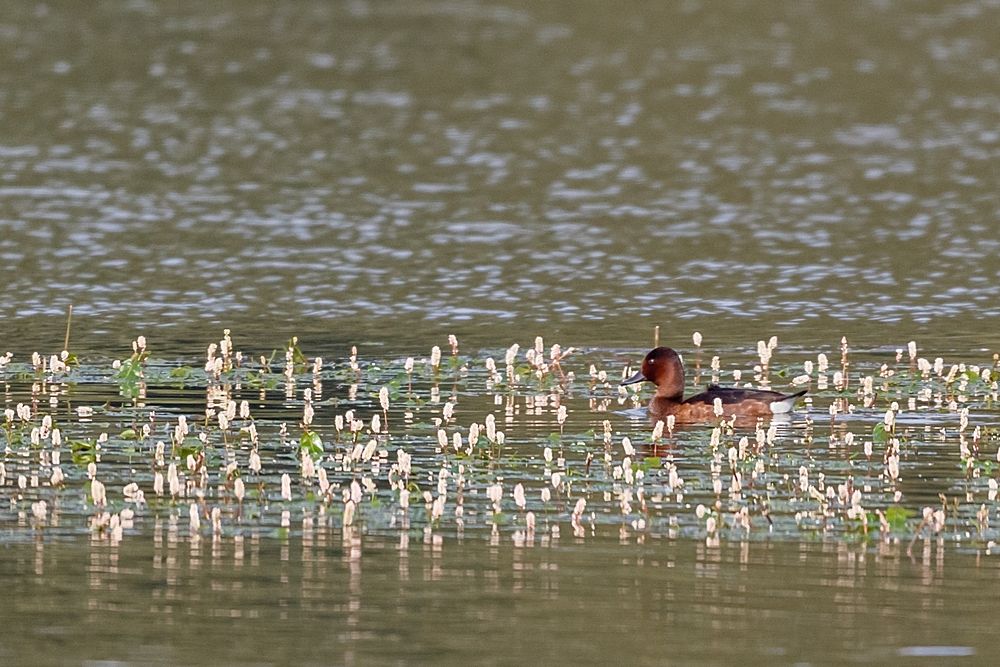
[769,389,808,414]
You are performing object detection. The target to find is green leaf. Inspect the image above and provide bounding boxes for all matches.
[300,430,324,457]
[69,439,95,452]
[286,337,308,366]
[176,441,203,460]
[872,422,889,443]
[119,428,138,440]
[114,350,148,382]
[245,371,280,390]
[884,505,913,531]
[69,439,97,465]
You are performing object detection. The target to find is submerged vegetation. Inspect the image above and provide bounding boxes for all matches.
[1,329,999,555]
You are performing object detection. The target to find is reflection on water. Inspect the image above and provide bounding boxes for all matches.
[1,1,999,354]
[7,528,997,664]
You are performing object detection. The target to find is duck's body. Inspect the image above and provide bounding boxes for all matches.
[622,347,806,422]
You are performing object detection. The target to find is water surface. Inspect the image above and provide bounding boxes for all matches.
[2,1,999,664]
[0,0,997,356]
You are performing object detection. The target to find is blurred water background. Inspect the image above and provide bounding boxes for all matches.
[1,0,997,358]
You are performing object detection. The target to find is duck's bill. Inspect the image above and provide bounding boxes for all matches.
[620,370,645,386]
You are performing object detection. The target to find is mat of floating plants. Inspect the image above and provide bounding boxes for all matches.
[3,331,999,551]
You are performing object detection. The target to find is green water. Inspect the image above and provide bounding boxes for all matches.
[2,0,1000,664]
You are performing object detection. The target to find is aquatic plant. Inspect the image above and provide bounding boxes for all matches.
[0,329,997,559]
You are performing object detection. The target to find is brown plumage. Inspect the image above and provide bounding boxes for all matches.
[621,347,807,422]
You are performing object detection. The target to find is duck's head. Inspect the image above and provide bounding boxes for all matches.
[621,346,685,400]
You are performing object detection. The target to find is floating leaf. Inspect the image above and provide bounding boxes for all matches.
[69,439,97,465]
[884,506,913,531]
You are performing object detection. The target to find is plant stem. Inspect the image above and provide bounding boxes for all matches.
[63,304,73,352]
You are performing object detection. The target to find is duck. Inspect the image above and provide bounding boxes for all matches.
[621,346,807,422]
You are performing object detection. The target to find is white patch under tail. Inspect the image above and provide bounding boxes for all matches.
[769,395,799,414]
[771,392,805,415]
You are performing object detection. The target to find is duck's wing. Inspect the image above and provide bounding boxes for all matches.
[684,387,771,405]
[684,387,807,408]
